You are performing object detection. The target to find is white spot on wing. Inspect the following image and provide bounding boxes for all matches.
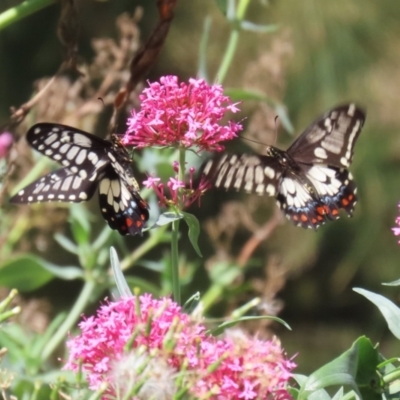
[314,147,328,159]
[74,134,92,147]
[347,104,356,116]
[264,167,275,179]
[307,166,328,182]
[88,152,99,165]
[67,146,80,160]
[76,149,88,165]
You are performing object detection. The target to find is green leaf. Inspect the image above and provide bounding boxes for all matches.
[147,212,183,229]
[110,247,132,298]
[209,261,241,285]
[54,233,78,254]
[210,315,291,336]
[181,212,202,257]
[382,279,400,286]
[354,288,400,340]
[0,255,55,291]
[0,254,83,291]
[298,336,381,400]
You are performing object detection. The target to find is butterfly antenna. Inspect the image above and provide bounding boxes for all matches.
[239,115,280,147]
[272,115,279,146]
[239,136,268,147]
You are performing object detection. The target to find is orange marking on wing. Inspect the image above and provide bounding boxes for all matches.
[341,198,349,206]
[316,206,325,215]
[348,194,354,201]
[317,215,324,221]
[292,215,299,221]
[300,214,308,222]
[126,218,133,227]
[332,209,339,216]
[136,220,143,228]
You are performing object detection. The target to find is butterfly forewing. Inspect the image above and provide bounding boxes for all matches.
[202,104,365,229]
[287,104,365,168]
[10,123,149,236]
[202,153,283,197]
[27,123,112,172]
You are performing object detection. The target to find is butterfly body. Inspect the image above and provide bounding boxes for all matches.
[10,123,149,236]
[202,104,365,229]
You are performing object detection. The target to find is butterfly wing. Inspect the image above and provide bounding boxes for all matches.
[9,167,99,204]
[201,153,284,197]
[98,166,149,236]
[27,123,111,174]
[287,104,365,168]
[277,166,357,229]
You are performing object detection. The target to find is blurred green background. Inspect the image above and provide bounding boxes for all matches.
[2,0,400,375]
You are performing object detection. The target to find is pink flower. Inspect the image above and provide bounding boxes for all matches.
[123,75,242,152]
[393,208,400,241]
[0,132,13,158]
[64,295,295,399]
[143,165,210,208]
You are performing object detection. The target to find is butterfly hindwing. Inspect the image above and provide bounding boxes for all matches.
[9,167,98,204]
[201,104,365,229]
[98,167,149,236]
[10,123,149,236]
[277,166,357,229]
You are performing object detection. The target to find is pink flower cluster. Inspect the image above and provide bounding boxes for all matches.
[0,132,13,158]
[65,295,295,399]
[123,75,242,152]
[143,162,210,208]
[393,207,400,242]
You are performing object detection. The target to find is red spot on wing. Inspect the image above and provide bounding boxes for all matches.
[126,218,133,227]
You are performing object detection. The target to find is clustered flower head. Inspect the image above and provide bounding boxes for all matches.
[123,75,242,152]
[143,162,210,208]
[64,295,295,400]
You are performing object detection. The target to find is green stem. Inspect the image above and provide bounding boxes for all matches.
[169,148,187,304]
[214,0,251,84]
[171,219,181,304]
[0,0,56,31]
[41,279,96,361]
[178,148,186,209]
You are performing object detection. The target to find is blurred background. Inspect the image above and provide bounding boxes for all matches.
[1,0,400,375]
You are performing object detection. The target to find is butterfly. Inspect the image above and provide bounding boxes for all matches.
[9,123,149,235]
[201,104,366,229]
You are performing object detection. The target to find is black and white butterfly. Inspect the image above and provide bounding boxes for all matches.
[10,123,149,235]
[201,104,366,229]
